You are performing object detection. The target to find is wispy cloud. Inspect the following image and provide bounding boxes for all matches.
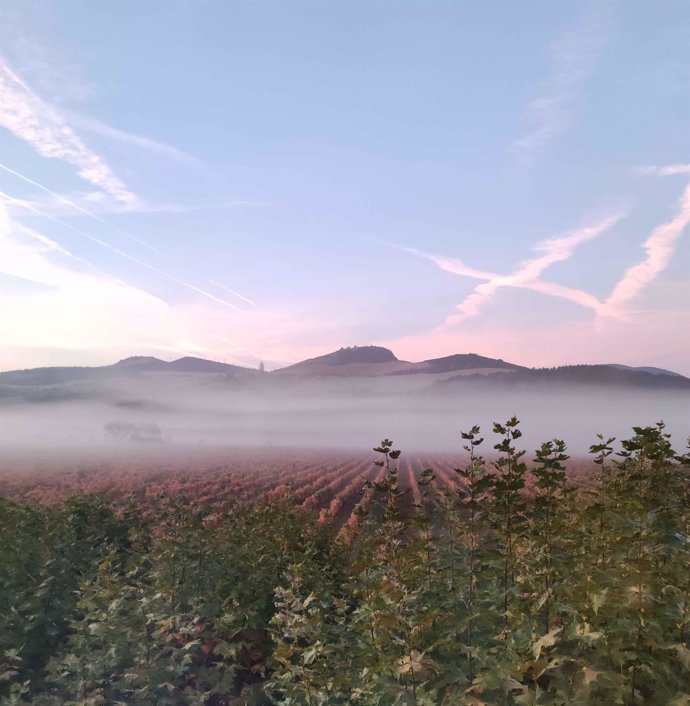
[525,279,606,313]
[395,245,498,281]
[602,168,690,316]
[62,109,201,166]
[0,9,94,104]
[0,58,138,206]
[4,188,271,219]
[635,164,690,177]
[0,55,271,319]
[403,213,625,322]
[404,168,690,343]
[515,12,608,155]
[457,215,622,319]
[0,57,264,223]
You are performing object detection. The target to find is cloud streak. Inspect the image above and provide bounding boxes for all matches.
[12,221,157,296]
[4,187,271,220]
[406,167,690,333]
[0,190,242,312]
[210,280,256,306]
[602,169,690,316]
[0,160,156,251]
[636,164,690,177]
[62,109,201,166]
[515,12,608,154]
[0,58,137,206]
[404,213,625,323]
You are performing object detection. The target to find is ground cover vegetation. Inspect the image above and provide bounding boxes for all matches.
[1,419,689,705]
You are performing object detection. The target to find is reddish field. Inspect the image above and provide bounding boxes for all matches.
[0,445,595,529]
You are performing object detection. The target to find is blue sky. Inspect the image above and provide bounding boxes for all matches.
[1,1,689,373]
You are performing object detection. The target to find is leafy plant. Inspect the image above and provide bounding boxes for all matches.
[2,420,690,705]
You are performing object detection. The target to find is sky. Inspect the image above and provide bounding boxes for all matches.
[0,1,689,374]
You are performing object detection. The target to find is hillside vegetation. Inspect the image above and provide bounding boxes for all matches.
[1,420,690,705]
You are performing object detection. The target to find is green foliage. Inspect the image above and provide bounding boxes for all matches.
[2,420,690,705]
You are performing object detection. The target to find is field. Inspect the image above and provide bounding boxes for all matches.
[0,446,594,531]
[1,420,689,705]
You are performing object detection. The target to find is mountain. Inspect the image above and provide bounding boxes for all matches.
[0,366,120,386]
[392,353,523,375]
[274,347,525,378]
[112,356,169,372]
[0,356,258,387]
[434,364,690,391]
[167,357,253,374]
[274,345,415,376]
[278,345,398,369]
[113,355,255,375]
[1,348,688,399]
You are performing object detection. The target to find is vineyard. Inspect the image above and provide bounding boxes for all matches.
[0,446,594,523]
[1,419,690,705]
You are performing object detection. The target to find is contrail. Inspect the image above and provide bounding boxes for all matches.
[602,175,690,316]
[0,190,242,312]
[209,279,256,306]
[396,212,625,320]
[0,160,157,252]
[12,222,166,302]
[392,244,499,280]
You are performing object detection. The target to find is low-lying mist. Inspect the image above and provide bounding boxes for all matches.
[1,373,688,459]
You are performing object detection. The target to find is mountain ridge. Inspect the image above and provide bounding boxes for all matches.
[0,347,687,391]
[433,364,690,392]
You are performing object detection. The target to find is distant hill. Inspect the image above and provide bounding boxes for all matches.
[274,345,413,376]
[434,364,690,391]
[279,345,398,369]
[390,353,523,375]
[112,356,169,372]
[275,347,525,378]
[606,364,683,378]
[1,348,688,400]
[0,356,258,387]
[167,357,252,374]
[0,366,117,386]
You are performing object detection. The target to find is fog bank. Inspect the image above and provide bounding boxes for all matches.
[0,373,687,457]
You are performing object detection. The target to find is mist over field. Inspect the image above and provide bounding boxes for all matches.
[1,370,688,456]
